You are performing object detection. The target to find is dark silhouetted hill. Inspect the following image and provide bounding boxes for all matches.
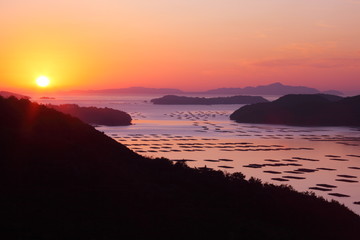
[1,96,359,239]
[205,82,343,95]
[0,90,30,99]
[230,94,360,126]
[151,95,268,105]
[48,104,132,126]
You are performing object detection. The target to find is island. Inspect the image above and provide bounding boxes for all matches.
[151,95,269,105]
[230,94,360,126]
[40,96,56,99]
[1,95,359,239]
[48,104,132,126]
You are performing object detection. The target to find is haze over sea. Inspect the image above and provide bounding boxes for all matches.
[35,93,360,214]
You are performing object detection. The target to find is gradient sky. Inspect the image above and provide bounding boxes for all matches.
[1,0,360,93]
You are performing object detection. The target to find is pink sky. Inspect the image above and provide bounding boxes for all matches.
[0,0,359,93]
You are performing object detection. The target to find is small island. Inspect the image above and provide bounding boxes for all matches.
[151,95,268,105]
[48,104,132,126]
[40,96,56,100]
[230,94,360,126]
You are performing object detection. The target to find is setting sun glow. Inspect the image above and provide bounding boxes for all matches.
[0,1,359,93]
[36,76,50,88]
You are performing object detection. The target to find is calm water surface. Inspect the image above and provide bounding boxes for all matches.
[35,94,360,214]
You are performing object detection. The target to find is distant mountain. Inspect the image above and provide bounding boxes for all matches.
[1,96,359,239]
[230,94,360,126]
[69,87,184,94]
[0,91,30,99]
[62,83,344,96]
[151,95,268,105]
[48,104,132,126]
[205,82,343,95]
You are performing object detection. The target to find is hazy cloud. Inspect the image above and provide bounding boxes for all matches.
[253,58,360,68]
[279,42,337,55]
[254,33,269,39]
[343,0,360,4]
[316,22,336,29]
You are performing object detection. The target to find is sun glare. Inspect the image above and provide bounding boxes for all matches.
[36,76,50,88]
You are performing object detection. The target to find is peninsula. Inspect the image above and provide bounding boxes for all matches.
[230,94,360,126]
[48,104,132,126]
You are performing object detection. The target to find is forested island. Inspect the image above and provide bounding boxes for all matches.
[151,95,268,105]
[48,104,132,126]
[230,94,360,126]
[1,95,359,239]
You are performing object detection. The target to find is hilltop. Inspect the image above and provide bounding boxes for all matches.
[0,96,359,239]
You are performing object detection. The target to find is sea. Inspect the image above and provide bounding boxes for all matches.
[34,93,360,215]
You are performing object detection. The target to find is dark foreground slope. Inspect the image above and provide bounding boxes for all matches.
[151,95,268,105]
[1,96,359,240]
[48,104,132,126]
[230,94,360,126]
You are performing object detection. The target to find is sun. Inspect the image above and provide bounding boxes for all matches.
[36,76,51,88]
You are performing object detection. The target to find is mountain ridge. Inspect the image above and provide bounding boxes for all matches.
[58,83,343,96]
[204,82,343,95]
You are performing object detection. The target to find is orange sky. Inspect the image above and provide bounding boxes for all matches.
[1,0,360,93]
